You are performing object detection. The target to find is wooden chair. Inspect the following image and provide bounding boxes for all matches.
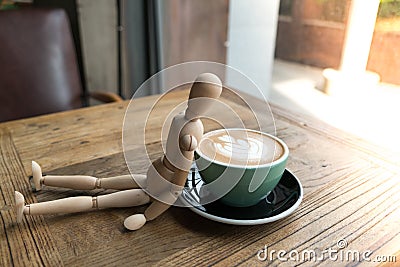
[0,8,122,122]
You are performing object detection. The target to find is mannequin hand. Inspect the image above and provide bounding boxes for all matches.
[179,135,198,152]
[124,214,147,230]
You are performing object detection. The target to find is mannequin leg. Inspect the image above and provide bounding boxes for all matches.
[31,161,146,191]
[15,189,150,223]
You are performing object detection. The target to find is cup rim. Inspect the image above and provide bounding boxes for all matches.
[195,128,289,169]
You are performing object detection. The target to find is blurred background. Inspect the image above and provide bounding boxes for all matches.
[1,0,399,152]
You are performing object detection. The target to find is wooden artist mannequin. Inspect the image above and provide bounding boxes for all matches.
[15,73,222,230]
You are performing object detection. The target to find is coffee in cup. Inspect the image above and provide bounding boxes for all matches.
[195,128,289,207]
[197,128,284,166]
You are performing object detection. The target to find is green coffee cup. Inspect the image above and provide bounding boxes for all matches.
[195,128,289,207]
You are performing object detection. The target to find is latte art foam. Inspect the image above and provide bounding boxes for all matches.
[198,129,284,166]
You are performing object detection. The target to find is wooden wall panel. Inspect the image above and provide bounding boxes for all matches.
[77,0,118,95]
[161,0,229,67]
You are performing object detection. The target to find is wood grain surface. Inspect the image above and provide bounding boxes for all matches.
[0,89,398,266]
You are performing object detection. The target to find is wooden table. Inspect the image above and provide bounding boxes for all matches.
[1,89,399,266]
